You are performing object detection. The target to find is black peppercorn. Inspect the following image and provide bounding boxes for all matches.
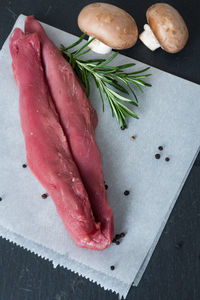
[165,157,170,162]
[115,234,121,240]
[176,241,183,249]
[22,164,27,168]
[41,193,48,199]
[110,265,115,270]
[120,232,125,238]
[124,190,130,196]
[158,146,163,151]
[116,241,120,245]
[155,153,160,159]
[120,126,125,130]
[0,197,2,201]
[105,184,108,190]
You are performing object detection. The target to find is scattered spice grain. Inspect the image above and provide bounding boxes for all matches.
[124,190,130,196]
[115,234,121,240]
[41,193,48,199]
[176,242,183,249]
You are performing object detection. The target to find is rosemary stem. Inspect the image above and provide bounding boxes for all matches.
[61,39,151,128]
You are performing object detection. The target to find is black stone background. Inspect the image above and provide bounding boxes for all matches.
[0,0,200,299]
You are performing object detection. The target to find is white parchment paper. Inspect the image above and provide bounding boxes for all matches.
[0,15,200,298]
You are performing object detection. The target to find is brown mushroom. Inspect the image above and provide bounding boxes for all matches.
[78,3,138,54]
[139,3,189,53]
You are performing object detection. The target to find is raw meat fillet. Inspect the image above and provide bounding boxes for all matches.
[25,16,114,242]
[10,28,111,250]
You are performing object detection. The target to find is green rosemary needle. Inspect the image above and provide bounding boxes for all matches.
[61,34,151,128]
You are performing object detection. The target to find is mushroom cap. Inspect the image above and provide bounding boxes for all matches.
[147,3,189,53]
[78,3,138,50]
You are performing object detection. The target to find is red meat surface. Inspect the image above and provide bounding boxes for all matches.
[9,27,113,250]
[25,16,114,243]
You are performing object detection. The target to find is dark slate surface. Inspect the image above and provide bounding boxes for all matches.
[0,1,200,299]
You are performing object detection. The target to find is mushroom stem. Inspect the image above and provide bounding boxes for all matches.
[88,36,112,54]
[139,24,161,51]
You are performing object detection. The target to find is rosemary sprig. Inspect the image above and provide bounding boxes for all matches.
[61,34,151,128]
